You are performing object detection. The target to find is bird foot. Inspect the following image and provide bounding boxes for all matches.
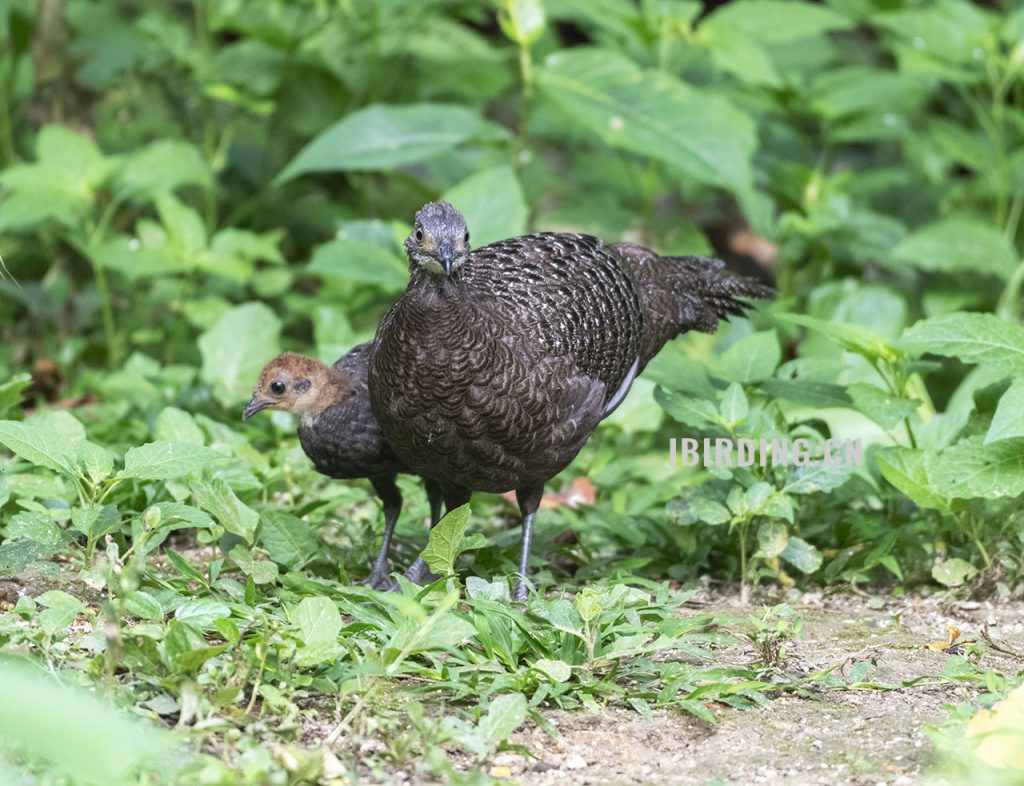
[511,581,529,605]
[360,565,396,591]
[404,557,440,586]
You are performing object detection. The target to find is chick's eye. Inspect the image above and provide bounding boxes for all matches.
[414,228,424,242]
[270,381,286,395]
[464,231,470,243]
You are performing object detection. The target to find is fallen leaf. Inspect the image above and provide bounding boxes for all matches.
[489,765,512,778]
[925,625,973,654]
[502,476,596,510]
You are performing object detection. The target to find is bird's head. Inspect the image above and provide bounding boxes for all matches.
[243,352,352,420]
[405,200,471,277]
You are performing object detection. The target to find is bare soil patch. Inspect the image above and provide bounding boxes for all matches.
[490,592,1024,786]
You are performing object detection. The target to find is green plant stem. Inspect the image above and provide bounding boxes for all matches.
[738,521,749,604]
[996,257,1024,321]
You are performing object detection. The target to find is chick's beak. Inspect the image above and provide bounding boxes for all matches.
[242,396,273,420]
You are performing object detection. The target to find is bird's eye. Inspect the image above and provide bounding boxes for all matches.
[464,231,470,243]
[270,381,286,395]
[414,228,424,242]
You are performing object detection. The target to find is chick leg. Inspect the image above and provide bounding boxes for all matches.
[365,475,402,590]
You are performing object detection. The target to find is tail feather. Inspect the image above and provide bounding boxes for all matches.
[609,243,774,368]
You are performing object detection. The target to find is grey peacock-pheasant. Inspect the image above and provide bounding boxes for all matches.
[368,201,773,602]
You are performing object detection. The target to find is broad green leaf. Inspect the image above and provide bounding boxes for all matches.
[74,441,114,485]
[442,165,528,246]
[532,658,572,683]
[755,520,788,559]
[876,447,950,511]
[198,302,282,406]
[899,313,1024,377]
[259,511,320,570]
[155,407,206,445]
[654,388,721,430]
[175,599,231,629]
[666,495,731,526]
[478,693,528,743]
[306,238,407,291]
[891,219,1017,278]
[932,558,978,588]
[537,48,757,204]
[228,545,279,584]
[190,478,258,543]
[986,378,1024,444]
[0,657,174,783]
[0,536,69,576]
[703,0,852,44]
[8,511,62,545]
[0,373,32,416]
[718,383,748,425]
[112,139,211,198]
[0,419,78,478]
[422,504,471,575]
[37,590,86,636]
[783,461,853,495]
[847,383,919,431]
[933,438,1024,499]
[293,596,342,645]
[720,331,780,384]
[781,537,823,574]
[780,313,901,363]
[758,379,853,409]
[120,441,222,481]
[125,591,164,621]
[276,103,509,183]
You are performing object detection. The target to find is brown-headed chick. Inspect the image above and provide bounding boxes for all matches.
[243,344,441,589]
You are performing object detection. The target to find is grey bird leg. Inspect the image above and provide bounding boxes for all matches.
[364,476,402,590]
[404,483,470,585]
[513,485,544,604]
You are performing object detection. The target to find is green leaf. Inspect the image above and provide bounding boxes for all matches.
[228,545,279,584]
[720,331,780,384]
[499,0,546,46]
[654,387,721,430]
[37,590,86,636]
[933,438,1024,499]
[125,591,164,621]
[932,558,978,588]
[0,373,32,416]
[422,504,471,575]
[155,407,206,445]
[8,511,62,545]
[259,511,320,570]
[703,0,852,44]
[0,419,78,478]
[191,478,259,543]
[758,379,853,409]
[276,103,509,183]
[780,313,901,363]
[75,441,114,485]
[0,657,173,784]
[667,494,731,526]
[755,520,788,559]
[112,139,211,198]
[899,313,1024,377]
[781,537,823,574]
[718,383,748,425]
[442,165,528,246]
[478,693,528,743]
[120,441,222,481]
[293,596,342,646]
[783,461,853,495]
[306,238,407,292]
[198,302,282,407]
[891,219,1017,278]
[532,658,572,683]
[986,378,1024,444]
[876,447,950,511]
[175,599,231,629]
[847,383,919,431]
[537,48,757,204]
[0,536,69,576]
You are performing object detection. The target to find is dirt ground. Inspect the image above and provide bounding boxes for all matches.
[488,591,1024,786]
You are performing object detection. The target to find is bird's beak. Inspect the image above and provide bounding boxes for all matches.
[438,245,455,276]
[242,397,272,420]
